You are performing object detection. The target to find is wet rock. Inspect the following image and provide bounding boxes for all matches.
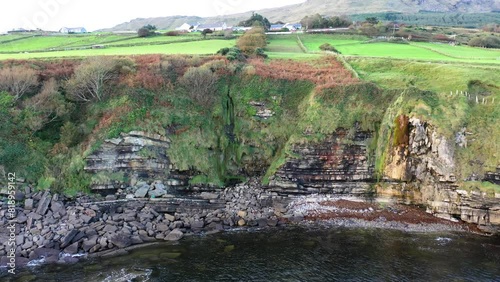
[164,229,183,241]
[89,244,101,253]
[82,237,98,252]
[60,229,79,248]
[108,232,132,249]
[64,242,79,254]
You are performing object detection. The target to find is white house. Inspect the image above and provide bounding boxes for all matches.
[283,23,302,31]
[197,22,227,32]
[175,23,199,32]
[59,27,87,34]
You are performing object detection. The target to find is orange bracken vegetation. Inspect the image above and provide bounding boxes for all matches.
[249,56,359,90]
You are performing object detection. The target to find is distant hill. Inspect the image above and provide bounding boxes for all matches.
[101,0,500,31]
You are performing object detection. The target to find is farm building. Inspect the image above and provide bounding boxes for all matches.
[59,27,87,34]
[175,23,199,32]
[197,22,227,32]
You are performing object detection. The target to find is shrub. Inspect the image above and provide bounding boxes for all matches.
[468,36,500,48]
[319,43,340,53]
[217,47,246,61]
[179,66,219,107]
[237,27,267,55]
[65,57,118,102]
[0,65,38,101]
[201,29,213,39]
[22,78,71,131]
[138,28,150,37]
[165,31,180,36]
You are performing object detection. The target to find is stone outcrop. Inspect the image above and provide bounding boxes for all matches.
[269,129,375,195]
[84,131,171,190]
[379,117,499,232]
[384,117,456,183]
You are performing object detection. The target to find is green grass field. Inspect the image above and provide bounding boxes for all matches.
[0,39,236,59]
[1,32,499,65]
[348,57,499,93]
[299,34,368,50]
[411,42,500,60]
[295,34,500,65]
[0,34,136,52]
[266,35,305,53]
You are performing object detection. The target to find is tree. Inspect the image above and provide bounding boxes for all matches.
[201,28,213,39]
[238,13,271,30]
[137,24,157,37]
[66,57,118,102]
[365,17,379,25]
[22,78,71,131]
[301,14,352,30]
[0,66,38,101]
[179,66,219,107]
[236,27,267,55]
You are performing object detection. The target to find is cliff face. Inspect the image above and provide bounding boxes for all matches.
[84,131,171,190]
[267,116,499,232]
[269,129,375,195]
[84,119,499,232]
[379,116,500,232]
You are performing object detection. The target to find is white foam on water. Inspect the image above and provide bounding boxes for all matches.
[102,268,153,282]
[435,237,453,244]
[27,257,46,267]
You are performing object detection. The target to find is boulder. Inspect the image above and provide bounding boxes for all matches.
[50,201,64,215]
[164,229,183,241]
[60,229,79,248]
[238,219,246,226]
[82,236,98,252]
[156,223,170,232]
[103,225,118,233]
[24,199,34,210]
[64,241,79,254]
[200,192,218,200]
[35,191,51,215]
[134,186,149,198]
[108,232,132,249]
[164,213,175,222]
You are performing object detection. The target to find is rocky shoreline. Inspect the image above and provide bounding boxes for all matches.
[0,179,490,270]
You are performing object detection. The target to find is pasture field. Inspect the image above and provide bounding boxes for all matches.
[299,34,368,50]
[266,35,304,53]
[0,34,135,52]
[347,57,499,93]
[295,34,500,64]
[411,42,500,60]
[0,39,236,60]
[0,32,499,65]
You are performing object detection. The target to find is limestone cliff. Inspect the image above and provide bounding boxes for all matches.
[379,116,499,233]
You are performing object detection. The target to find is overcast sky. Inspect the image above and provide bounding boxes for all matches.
[1,0,306,33]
